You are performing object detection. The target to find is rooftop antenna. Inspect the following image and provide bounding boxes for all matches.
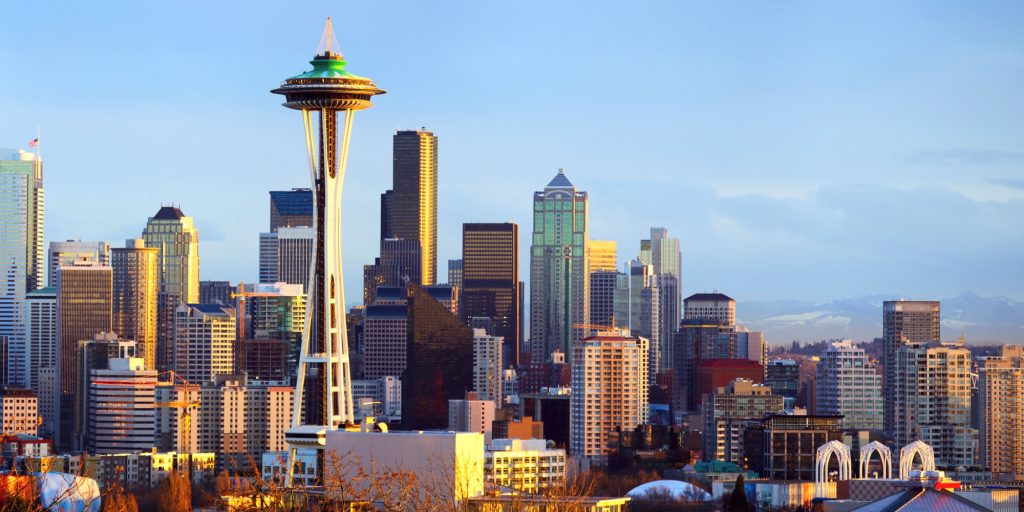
[316,17,342,57]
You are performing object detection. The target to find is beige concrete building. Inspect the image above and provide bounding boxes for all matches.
[174,304,235,385]
[570,333,643,462]
[979,345,1024,479]
[683,292,735,325]
[486,438,566,493]
[473,329,503,403]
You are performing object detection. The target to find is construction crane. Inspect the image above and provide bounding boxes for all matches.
[157,371,200,478]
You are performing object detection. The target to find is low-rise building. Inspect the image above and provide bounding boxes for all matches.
[486,438,565,493]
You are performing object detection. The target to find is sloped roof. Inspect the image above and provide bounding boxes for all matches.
[546,169,574,189]
[851,488,990,512]
[153,206,186,220]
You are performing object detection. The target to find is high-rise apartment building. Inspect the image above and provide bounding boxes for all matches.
[56,261,112,451]
[26,287,57,392]
[979,345,1024,480]
[462,223,520,367]
[530,170,589,364]
[112,239,159,370]
[892,339,975,468]
[0,148,44,387]
[386,129,437,285]
[48,240,110,288]
[570,333,643,461]
[143,206,200,371]
[87,355,157,454]
[683,293,735,325]
[702,379,784,464]
[627,259,660,381]
[402,284,473,430]
[882,300,940,441]
[649,228,680,368]
[473,329,504,404]
[815,340,882,430]
[174,304,236,385]
[258,226,313,286]
[269,188,313,231]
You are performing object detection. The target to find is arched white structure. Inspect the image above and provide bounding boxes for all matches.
[859,441,892,479]
[815,440,852,498]
[899,441,935,480]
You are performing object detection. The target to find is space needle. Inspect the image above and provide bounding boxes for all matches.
[271,18,384,485]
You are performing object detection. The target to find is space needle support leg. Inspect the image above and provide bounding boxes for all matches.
[286,108,321,487]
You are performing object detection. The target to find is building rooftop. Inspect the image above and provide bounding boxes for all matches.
[545,169,574,189]
[152,206,186,220]
[187,303,234,316]
[365,304,407,318]
[850,487,989,512]
[685,292,734,302]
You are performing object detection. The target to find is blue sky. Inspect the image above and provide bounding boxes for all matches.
[2,1,1022,306]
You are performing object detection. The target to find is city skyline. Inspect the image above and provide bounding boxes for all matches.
[1,2,1022,310]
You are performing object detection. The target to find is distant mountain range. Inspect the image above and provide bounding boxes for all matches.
[736,293,1024,346]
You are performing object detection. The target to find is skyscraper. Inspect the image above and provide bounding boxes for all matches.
[447,259,463,289]
[882,300,940,440]
[112,239,159,370]
[815,340,882,430]
[462,222,520,367]
[472,328,504,404]
[87,354,157,454]
[587,241,622,329]
[57,261,112,451]
[402,284,473,430]
[269,188,313,231]
[387,129,437,285]
[0,148,44,387]
[979,345,1024,480]
[893,339,975,468]
[683,292,735,325]
[649,228,680,369]
[142,205,200,371]
[47,240,110,288]
[627,259,660,382]
[530,170,589,363]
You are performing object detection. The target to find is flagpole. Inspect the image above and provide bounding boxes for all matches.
[35,126,41,176]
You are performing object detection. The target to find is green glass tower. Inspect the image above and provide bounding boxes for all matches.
[529,169,589,364]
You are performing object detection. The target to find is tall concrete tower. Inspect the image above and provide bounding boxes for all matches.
[271,18,384,484]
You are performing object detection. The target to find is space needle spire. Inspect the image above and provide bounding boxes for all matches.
[271,18,385,486]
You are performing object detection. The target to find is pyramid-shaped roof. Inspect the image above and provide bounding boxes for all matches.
[546,169,574,189]
[153,206,186,220]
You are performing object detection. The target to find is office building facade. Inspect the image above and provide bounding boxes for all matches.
[26,287,57,392]
[174,304,236,385]
[462,223,520,367]
[269,188,313,232]
[403,284,473,430]
[143,206,200,371]
[978,345,1024,479]
[258,226,313,286]
[683,292,735,326]
[87,356,157,454]
[47,240,109,288]
[702,379,784,464]
[56,261,112,450]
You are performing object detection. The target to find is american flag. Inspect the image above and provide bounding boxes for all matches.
[27,138,38,148]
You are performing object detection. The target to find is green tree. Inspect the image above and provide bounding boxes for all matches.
[726,474,749,512]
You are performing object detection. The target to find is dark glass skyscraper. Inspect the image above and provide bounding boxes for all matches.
[462,223,520,367]
[269,188,313,231]
[402,284,473,430]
